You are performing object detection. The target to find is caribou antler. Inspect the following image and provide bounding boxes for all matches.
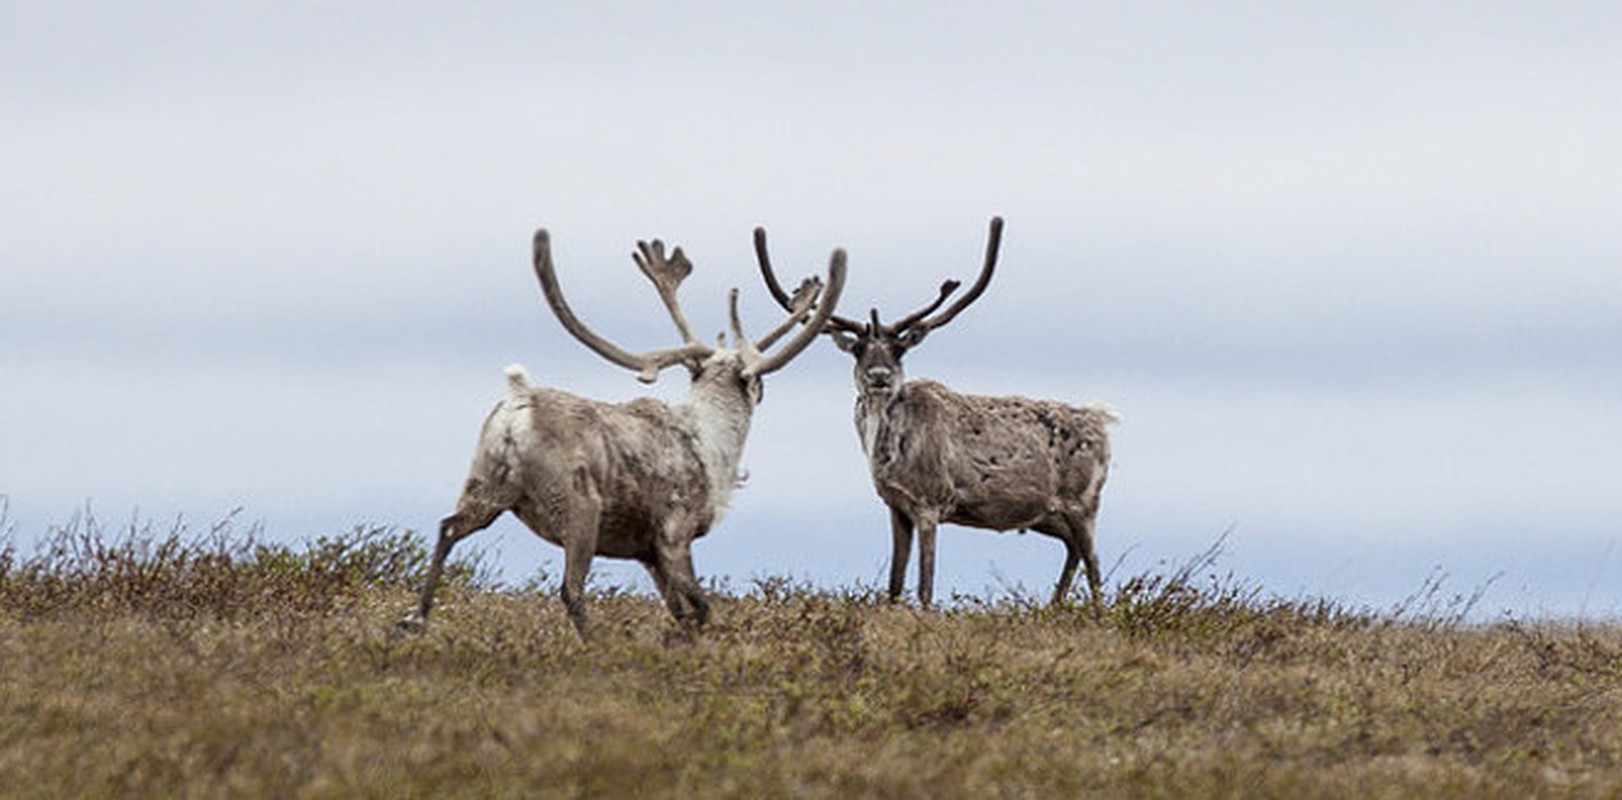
[884,279,960,335]
[532,229,714,384]
[735,276,823,353]
[753,217,1000,341]
[740,250,846,377]
[632,239,702,347]
[898,216,1002,337]
[755,227,866,335]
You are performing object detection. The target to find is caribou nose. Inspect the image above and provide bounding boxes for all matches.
[865,366,894,386]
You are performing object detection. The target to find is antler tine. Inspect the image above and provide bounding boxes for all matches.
[752,227,795,309]
[533,229,711,384]
[754,226,865,334]
[726,288,764,357]
[884,279,962,335]
[911,215,1003,334]
[744,249,848,378]
[633,239,703,346]
[750,277,823,351]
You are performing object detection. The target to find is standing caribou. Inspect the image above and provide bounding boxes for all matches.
[401,228,846,637]
[755,218,1118,613]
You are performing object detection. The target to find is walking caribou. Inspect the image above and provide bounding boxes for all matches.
[401,228,846,637]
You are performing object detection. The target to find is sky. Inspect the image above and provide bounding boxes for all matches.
[4,2,1620,619]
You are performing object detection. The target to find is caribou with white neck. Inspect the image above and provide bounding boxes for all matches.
[401,228,845,637]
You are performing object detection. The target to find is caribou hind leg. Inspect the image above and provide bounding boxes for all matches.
[1053,538,1082,608]
[1048,510,1104,618]
[556,501,603,637]
[1076,512,1103,618]
[398,487,512,634]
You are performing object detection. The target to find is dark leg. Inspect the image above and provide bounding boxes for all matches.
[398,500,503,634]
[657,534,709,631]
[887,506,913,603]
[1053,539,1082,607]
[643,560,681,619]
[1078,515,1103,619]
[1052,510,1103,618]
[557,504,602,638]
[916,518,938,608]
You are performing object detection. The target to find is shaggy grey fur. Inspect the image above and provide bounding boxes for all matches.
[756,218,1117,611]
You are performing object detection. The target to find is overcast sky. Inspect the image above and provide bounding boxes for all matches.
[4,2,1619,618]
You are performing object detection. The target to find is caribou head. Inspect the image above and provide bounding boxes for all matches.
[752,217,1003,401]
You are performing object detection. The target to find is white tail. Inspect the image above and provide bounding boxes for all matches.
[503,364,532,394]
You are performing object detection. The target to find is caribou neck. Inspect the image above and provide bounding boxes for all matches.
[679,365,757,512]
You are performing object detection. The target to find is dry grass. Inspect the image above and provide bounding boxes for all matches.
[2,511,1620,798]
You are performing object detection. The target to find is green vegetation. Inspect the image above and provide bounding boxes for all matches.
[2,512,1619,798]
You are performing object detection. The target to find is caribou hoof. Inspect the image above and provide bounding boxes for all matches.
[393,614,427,637]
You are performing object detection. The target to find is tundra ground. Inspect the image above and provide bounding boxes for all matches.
[2,518,1619,798]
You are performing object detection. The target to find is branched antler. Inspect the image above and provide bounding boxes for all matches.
[532,230,712,383]
[753,217,1000,342]
[633,239,701,347]
[740,251,845,378]
[904,216,1002,337]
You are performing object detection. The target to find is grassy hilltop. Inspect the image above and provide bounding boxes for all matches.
[2,517,1620,798]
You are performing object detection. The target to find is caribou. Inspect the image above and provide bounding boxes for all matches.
[755,218,1117,613]
[401,228,846,637]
